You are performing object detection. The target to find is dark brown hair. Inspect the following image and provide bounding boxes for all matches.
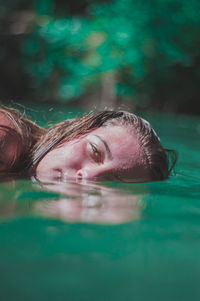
[0,106,177,181]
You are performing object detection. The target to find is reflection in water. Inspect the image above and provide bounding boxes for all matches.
[0,178,146,224]
[34,179,145,224]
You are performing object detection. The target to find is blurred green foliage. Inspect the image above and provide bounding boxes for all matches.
[1,0,200,112]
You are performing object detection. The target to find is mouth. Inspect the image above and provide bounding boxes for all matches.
[54,169,78,182]
[53,168,91,184]
[48,168,63,181]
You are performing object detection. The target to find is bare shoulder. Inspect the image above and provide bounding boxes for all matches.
[0,108,17,139]
[0,108,21,171]
[0,111,14,127]
[0,105,45,174]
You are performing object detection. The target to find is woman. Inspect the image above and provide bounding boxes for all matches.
[0,105,177,182]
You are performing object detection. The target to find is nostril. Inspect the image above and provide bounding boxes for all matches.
[76,171,83,178]
[76,170,88,179]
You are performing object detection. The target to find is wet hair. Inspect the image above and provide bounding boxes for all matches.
[31,111,177,181]
[0,106,177,181]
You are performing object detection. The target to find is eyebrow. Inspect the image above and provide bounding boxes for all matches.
[94,134,113,160]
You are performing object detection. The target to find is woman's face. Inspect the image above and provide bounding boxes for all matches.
[35,125,149,182]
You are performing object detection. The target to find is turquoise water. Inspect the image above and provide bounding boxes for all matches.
[0,107,200,301]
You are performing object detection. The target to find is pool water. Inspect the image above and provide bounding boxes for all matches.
[0,106,200,301]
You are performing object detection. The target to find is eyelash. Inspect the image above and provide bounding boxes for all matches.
[90,143,102,163]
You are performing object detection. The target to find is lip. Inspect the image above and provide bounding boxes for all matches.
[52,168,63,181]
[59,169,90,183]
[58,169,76,182]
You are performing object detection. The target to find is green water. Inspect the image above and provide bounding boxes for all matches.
[0,106,200,301]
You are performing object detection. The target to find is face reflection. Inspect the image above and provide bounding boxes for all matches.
[35,125,149,182]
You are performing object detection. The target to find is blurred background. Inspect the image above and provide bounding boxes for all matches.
[1,0,200,114]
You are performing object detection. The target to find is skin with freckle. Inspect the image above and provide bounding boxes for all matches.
[36,125,149,182]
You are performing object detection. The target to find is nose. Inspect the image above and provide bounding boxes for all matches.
[76,167,111,180]
[76,170,88,179]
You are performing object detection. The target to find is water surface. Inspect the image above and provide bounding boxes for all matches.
[0,106,200,301]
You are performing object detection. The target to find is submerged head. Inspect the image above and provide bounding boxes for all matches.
[32,111,177,183]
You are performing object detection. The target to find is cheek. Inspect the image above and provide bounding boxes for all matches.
[67,141,87,169]
[36,149,60,174]
[36,140,88,175]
